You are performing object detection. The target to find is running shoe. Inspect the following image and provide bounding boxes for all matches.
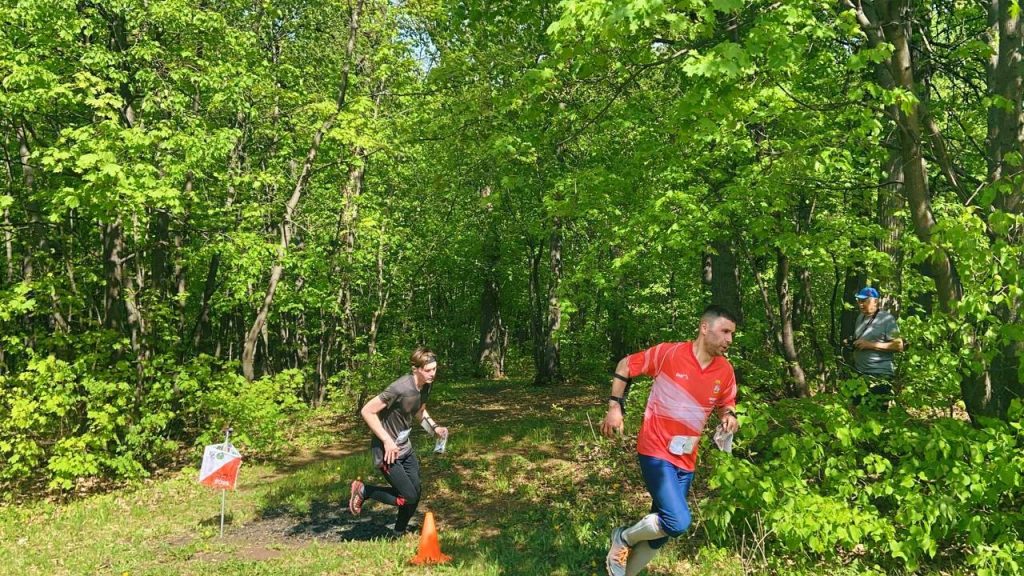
[606,526,630,576]
[348,479,365,515]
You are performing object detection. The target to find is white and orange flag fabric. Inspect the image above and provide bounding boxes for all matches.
[198,443,242,490]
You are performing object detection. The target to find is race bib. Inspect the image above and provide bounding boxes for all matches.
[668,435,698,455]
[396,428,411,444]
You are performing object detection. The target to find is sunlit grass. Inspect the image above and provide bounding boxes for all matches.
[0,376,768,575]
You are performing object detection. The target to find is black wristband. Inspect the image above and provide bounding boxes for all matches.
[724,409,737,418]
[609,395,626,413]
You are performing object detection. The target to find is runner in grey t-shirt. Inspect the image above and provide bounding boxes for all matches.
[370,373,431,466]
[347,347,449,535]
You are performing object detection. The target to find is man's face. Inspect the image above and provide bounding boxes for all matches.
[857,297,878,315]
[414,361,438,384]
[702,317,736,356]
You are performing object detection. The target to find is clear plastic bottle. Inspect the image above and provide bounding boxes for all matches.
[713,424,733,453]
[434,429,448,454]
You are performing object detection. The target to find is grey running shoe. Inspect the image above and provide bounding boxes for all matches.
[606,526,630,576]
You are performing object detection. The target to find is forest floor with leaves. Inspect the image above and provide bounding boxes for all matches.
[1,377,872,575]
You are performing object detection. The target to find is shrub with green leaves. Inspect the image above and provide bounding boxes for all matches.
[195,368,306,453]
[702,395,1024,574]
[0,350,308,493]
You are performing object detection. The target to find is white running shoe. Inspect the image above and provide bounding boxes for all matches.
[606,526,631,576]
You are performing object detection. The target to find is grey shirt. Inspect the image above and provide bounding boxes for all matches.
[853,309,900,377]
[370,374,431,465]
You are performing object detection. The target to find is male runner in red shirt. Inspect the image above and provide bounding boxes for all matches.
[601,305,740,576]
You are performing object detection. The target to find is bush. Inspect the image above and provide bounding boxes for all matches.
[702,395,1024,574]
[0,350,308,494]
[195,368,306,453]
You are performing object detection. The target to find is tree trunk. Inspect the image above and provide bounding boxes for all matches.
[797,267,827,388]
[150,208,171,297]
[607,296,629,365]
[16,125,36,285]
[102,220,127,332]
[2,206,11,285]
[2,130,13,286]
[706,238,743,323]
[877,143,906,312]
[849,1,964,312]
[534,220,563,386]
[476,186,506,379]
[839,268,865,344]
[970,0,1024,420]
[776,250,808,397]
[192,252,220,353]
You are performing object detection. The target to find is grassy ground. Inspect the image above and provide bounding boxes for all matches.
[0,377,792,575]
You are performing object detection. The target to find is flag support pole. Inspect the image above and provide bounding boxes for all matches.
[220,427,233,537]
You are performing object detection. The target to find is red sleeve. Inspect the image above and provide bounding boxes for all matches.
[625,343,669,378]
[719,369,737,413]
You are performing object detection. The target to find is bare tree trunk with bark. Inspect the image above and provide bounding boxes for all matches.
[776,250,808,397]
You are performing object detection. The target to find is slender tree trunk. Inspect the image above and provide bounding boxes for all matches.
[2,207,11,284]
[193,117,245,355]
[2,131,14,285]
[777,250,808,397]
[103,219,127,332]
[794,266,826,382]
[607,272,629,364]
[173,219,187,328]
[839,268,865,344]
[528,238,545,378]
[16,125,35,284]
[242,0,365,381]
[354,226,394,411]
[151,208,171,296]
[367,229,392,361]
[192,252,220,353]
[322,152,366,405]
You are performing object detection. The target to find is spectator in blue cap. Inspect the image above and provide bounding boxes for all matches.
[849,286,904,410]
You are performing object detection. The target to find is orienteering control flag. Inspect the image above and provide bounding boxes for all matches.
[199,443,242,490]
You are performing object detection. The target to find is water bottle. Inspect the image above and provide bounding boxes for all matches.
[713,424,733,453]
[434,429,448,454]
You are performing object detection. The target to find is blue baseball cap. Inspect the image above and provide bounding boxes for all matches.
[855,287,880,300]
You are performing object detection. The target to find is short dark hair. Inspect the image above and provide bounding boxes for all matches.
[701,304,738,325]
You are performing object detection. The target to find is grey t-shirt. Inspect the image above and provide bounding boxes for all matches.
[370,374,431,465]
[853,309,900,377]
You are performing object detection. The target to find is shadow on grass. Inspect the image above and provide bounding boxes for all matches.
[199,512,235,527]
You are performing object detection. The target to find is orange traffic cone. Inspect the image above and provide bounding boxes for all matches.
[409,511,451,565]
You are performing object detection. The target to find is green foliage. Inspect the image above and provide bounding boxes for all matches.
[703,397,1024,573]
[196,368,306,453]
[0,350,308,493]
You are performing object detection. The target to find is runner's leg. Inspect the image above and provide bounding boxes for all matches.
[635,455,693,549]
[391,451,421,532]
